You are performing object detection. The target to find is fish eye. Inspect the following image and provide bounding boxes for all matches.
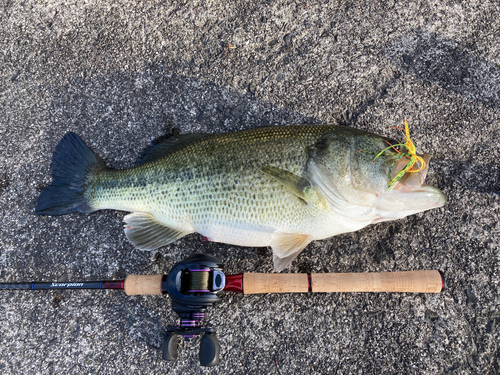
[386,139,401,152]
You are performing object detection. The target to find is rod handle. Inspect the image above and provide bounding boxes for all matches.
[311,270,443,293]
[124,275,163,295]
[243,273,308,294]
[242,270,443,294]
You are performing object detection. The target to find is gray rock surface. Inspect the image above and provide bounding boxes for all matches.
[0,1,498,374]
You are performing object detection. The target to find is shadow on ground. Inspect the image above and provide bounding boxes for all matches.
[386,29,500,109]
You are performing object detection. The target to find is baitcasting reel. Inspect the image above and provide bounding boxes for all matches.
[0,254,443,366]
[161,254,225,366]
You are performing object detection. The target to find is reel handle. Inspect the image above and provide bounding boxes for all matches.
[199,333,220,367]
[241,270,444,294]
[162,332,179,361]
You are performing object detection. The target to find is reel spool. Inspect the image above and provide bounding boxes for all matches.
[162,254,225,366]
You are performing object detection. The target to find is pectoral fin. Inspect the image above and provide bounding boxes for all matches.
[259,166,311,203]
[123,212,191,250]
[271,232,311,272]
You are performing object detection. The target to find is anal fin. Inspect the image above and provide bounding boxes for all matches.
[271,232,311,272]
[123,212,191,250]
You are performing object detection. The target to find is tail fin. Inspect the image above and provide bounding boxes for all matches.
[35,132,106,215]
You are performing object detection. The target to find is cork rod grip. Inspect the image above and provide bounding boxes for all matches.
[311,270,443,293]
[242,270,443,294]
[123,275,163,295]
[243,273,309,294]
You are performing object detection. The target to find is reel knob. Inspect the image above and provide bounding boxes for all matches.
[162,332,179,361]
[199,332,220,367]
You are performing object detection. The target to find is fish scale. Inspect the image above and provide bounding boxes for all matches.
[87,126,337,243]
[36,125,445,271]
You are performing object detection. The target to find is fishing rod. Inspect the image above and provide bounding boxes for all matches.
[0,254,444,366]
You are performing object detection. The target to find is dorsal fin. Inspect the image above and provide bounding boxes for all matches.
[135,133,208,165]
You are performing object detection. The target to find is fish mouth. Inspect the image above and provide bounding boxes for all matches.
[390,154,431,192]
[388,154,446,209]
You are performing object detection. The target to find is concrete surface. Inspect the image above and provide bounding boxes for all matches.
[0,0,499,374]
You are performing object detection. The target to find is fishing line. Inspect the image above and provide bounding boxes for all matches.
[188,270,211,292]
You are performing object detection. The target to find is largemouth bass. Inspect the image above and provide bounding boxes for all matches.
[36,125,445,271]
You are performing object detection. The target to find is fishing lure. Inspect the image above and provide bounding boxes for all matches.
[372,118,427,190]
